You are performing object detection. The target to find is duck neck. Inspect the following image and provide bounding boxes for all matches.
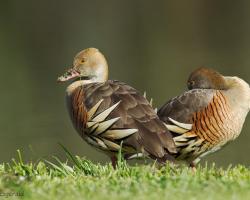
[66,80,86,96]
[224,76,249,91]
[92,63,109,82]
[66,79,104,96]
[224,76,250,110]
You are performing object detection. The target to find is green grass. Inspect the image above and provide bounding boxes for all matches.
[1,149,250,200]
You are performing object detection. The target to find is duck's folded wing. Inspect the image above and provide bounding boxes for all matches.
[157,89,216,126]
[84,80,177,158]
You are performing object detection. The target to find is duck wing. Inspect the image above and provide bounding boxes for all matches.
[68,80,176,160]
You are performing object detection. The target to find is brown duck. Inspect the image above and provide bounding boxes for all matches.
[158,67,250,167]
[58,48,176,167]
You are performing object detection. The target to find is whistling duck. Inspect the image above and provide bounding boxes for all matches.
[158,67,250,167]
[58,48,176,167]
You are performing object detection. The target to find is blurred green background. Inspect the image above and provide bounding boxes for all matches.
[1,0,250,167]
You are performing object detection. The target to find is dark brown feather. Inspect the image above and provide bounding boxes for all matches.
[158,89,215,124]
[68,80,176,160]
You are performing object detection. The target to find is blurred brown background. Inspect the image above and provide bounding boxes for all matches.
[1,0,250,167]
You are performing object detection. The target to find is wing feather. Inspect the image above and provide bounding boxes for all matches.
[158,89,216,124]
[81,80,177,158]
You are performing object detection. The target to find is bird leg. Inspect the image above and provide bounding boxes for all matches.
[110,156,117,169]
[189,158,200,172]
[189,162,197,173]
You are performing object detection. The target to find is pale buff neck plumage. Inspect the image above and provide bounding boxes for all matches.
[66,80,90,96]
[223,76,250,111]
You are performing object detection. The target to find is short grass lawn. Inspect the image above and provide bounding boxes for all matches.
[1,150,250,200]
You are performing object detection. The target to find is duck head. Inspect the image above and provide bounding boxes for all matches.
[187,67,228,90]
[58,48,109,83]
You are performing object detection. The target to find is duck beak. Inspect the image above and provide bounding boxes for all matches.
[57,68,80,82]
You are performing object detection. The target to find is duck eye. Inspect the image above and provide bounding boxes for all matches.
[188,80,195,88]
[80,58,85,64]
[190,80,195,85]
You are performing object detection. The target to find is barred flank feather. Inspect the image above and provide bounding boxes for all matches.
[158,89,233,163]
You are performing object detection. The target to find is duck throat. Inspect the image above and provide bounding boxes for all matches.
[66,80,95,96]
[224,77,250,106]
